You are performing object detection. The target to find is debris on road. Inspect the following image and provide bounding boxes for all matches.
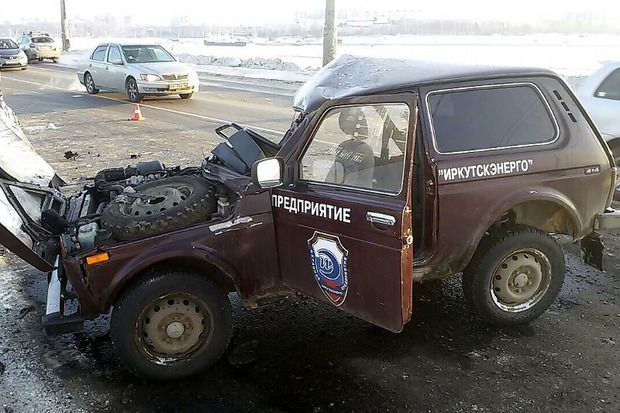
[64,150,79,160]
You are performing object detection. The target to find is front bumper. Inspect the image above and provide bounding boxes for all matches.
[137,79,199,95]
[41,256,84,336]
[0,55,28,68]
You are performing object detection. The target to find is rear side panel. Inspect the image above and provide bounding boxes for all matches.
[419,76,612,273]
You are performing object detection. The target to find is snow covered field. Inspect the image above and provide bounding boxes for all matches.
[61,34,620,80]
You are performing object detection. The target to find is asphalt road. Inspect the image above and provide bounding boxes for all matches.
[0,64,619,413]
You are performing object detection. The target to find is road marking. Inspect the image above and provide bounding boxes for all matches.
[2,75,287,136]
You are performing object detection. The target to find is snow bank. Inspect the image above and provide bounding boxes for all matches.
[177,53,301,71]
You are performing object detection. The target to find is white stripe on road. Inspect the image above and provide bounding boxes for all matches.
[2,75,286,136]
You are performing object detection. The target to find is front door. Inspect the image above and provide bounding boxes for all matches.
[273,97,417,332]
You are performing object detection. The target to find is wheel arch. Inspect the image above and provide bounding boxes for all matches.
[458,190,582,272]
[101,246,238,313]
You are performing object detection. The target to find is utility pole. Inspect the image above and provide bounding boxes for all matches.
[60,0,70,51]
[323,0,337,66]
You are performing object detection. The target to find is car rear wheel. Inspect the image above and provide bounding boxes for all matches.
[111,269,232,380]
[179,93,193,99]
[463,226,565,326]
[126,77,144,103]
[84,72,99,94]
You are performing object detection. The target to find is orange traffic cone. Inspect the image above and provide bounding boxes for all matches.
[129,104,145,121]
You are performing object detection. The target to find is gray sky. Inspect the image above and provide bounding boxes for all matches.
[10,0,620,26]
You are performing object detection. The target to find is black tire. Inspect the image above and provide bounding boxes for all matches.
[126,77,143,103]
[51,59,58,63]
[462,226,565,326]
[101,175,216,241]
[111,269,232,380]
[21,66,27,70]
[179,93,193,99]
[84,72,99,94]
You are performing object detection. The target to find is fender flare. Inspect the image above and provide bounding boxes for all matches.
[100,243,239,311]
[461,187,583,271]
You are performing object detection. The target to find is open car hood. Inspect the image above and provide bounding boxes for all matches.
[0,90,55,185]
[0,89,61,271]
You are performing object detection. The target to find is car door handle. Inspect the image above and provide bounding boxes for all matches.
[366,212,396,226]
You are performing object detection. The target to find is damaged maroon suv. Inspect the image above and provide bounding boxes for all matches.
[2,55,620,380]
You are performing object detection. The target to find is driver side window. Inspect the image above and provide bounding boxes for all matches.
[301,103,410,194]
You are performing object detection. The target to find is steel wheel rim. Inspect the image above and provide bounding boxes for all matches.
[127,80,138,100]
[120,184,193,217]
[135,292,214,363]
[490,248,552,313]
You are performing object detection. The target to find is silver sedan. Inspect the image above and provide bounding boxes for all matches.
[77,43,199,102]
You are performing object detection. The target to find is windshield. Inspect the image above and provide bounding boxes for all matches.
[0,39,18,49]
[121,45,175,63]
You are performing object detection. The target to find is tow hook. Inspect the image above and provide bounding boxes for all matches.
[581,232,604,271]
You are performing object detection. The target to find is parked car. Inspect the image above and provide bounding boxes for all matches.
[76,43,200,102]
[16,32,60,63]
[576,62,620,161]
[2,55,620,380]
[0,38,28,70]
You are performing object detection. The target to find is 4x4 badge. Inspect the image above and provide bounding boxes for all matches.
[308,232,349,307]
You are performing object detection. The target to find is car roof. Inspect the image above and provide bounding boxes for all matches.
[293,54,559,113]
[95,42,164,47]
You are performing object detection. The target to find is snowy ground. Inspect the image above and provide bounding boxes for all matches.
[57,33,620,81]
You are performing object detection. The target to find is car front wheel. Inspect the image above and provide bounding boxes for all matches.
[463,226,565,326]
[111,269,232,380]
[179,93,193,99]
[126,77,144,103]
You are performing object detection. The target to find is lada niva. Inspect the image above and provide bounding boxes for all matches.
[2,55,619,379]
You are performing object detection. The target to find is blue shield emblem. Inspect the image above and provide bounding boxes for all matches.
[308,232,349,306]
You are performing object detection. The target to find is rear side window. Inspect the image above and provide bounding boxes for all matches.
[428,85,557,153]
[595,68,620,101]
[91,45,107,61]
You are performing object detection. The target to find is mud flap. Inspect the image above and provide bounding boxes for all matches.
[581,232,603,271]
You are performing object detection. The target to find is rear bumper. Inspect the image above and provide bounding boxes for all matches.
[28,50,61,59]
[594,208,620,230]
[41,256,84,336]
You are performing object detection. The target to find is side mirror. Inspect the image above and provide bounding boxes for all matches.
[251,158,284,188]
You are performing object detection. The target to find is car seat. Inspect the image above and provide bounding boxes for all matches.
[325,108,375,188]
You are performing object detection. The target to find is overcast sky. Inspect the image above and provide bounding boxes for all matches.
[10,0,620,26]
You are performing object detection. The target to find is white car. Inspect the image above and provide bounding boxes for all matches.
[77,43,200,102]
[576,62,620,162]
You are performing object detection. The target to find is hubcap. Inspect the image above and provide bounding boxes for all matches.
[137,293,210,358]
[490,249,551,312]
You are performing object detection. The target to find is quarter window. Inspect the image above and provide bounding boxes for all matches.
[595,68,620,101]
[301,103,410,194]
[91,45,107,61]
[428,85,556,153]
